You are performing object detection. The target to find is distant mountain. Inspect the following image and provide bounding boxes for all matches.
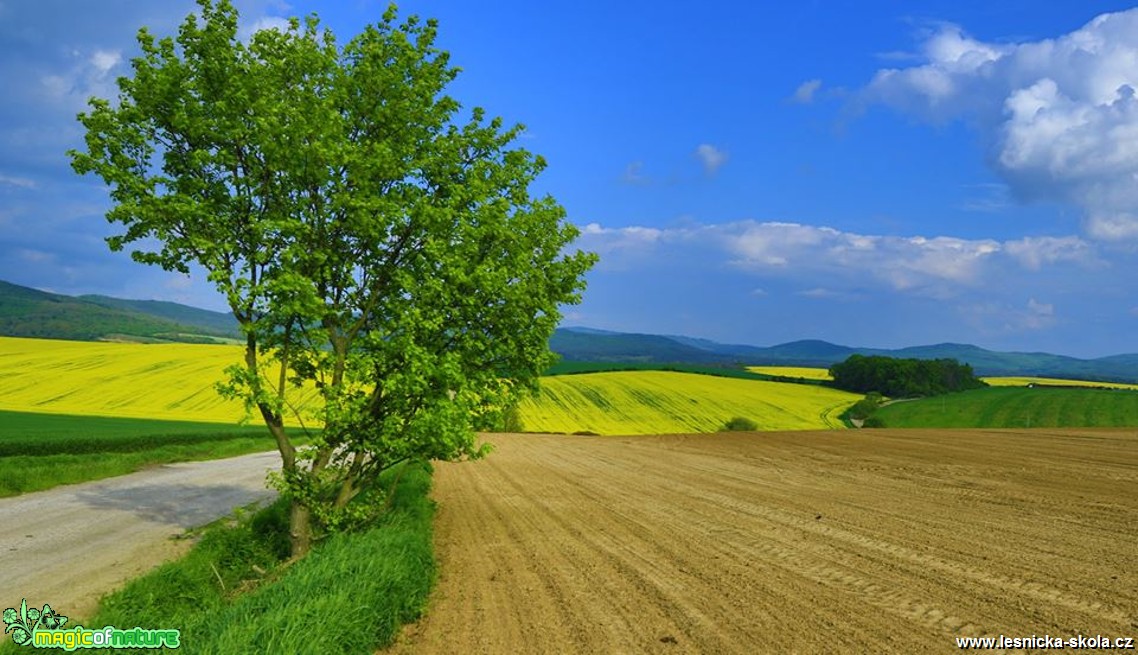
[79,294,238,335]
[0,280,238,344]
[553,327,1138,383]
[550,329,736,364]
[5,279,1137,382]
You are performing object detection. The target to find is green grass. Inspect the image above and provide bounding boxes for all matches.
[874,386,1138,428]
[0,410,294,497]
[1,462,435,655]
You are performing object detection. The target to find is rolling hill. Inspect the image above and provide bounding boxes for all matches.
[0,280,238,343]
[3,277,1136,383]
[553,328,1138,383]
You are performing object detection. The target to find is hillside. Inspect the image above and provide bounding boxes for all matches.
[874,386,1138,428]
[0,336,852,435]
[553,328,1138,383]
[0,280,237,343]
[79,294,238,335]
[518,370,859,433]
[4,276,1137,382]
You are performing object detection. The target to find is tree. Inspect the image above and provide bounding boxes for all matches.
[70,0,596,558]
[719,416,758,432]
[829,355,985,398]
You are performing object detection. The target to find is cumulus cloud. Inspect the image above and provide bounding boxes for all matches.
[240,15,291,41]
[694,144,727,175]
[861,10,1138,241]
[577,219,1094,299]
[89,49,121,77]
[1003,235,1097,270]
[792,79,823,104]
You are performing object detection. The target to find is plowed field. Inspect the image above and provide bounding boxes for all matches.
[394,429,1137,654]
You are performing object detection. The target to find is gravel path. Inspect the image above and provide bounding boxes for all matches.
[0,451,279,620]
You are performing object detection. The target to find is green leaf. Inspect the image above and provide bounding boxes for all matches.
[11,627,28,645]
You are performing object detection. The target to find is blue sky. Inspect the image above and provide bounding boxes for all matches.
[3,1,1138,357]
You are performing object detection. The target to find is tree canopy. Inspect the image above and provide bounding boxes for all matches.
[828,355,987,398]
[70,0,596,557]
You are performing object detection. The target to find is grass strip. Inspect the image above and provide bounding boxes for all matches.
[0,437,281,497]
[0,410,315,497]
[1,461,435,654]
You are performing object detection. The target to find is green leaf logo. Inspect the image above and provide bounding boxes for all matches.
[10,626,28,645]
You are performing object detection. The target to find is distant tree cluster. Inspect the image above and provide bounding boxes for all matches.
[719,416,758,432]
[828,355,986,398]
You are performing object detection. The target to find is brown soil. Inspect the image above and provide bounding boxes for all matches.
[391,429,1137,654]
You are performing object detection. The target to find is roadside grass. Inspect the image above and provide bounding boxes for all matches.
[0,410,299,497]
[0,462,435,655]
[874,386,1138,428]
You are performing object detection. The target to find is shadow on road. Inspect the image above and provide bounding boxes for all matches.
[73,483,276,529]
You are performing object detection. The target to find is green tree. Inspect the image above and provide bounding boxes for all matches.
[719,416,758,432]
[70,0,596,558]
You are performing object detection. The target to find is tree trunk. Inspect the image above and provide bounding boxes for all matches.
[289,500,313,559]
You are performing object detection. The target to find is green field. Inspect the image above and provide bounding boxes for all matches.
[0,410,289,497]
[520,370,859,434]
[0,410,269,455]
[875,386,1138,428]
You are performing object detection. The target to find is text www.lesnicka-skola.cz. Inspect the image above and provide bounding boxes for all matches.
[956,634,1135,650]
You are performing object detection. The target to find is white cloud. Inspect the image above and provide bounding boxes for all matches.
[694,144,727,175]
[792,79,822,104]
[861,9,1138,240]
[37,47,126,110]
[18,248,55,263]
[0,174,36,189]
[725,221,1001,294]
[240,15,291,41]
[89,49,121,77]
[579,222,663,253]
[578,219,1099,299]
[797,287,860,301]
[1003,235,1097,270]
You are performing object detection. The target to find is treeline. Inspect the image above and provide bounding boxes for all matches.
[828,354,986,397]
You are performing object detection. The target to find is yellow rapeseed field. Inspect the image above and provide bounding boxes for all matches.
[1,337,858,434]
[982,376,1138,390]
[746,366,833,380]
[519,370,858,434]
[0,336,317,424]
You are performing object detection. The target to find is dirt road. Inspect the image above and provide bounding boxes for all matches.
[0,451,278,619]
[394,430,1137,653]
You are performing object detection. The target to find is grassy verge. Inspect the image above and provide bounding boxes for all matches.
[1,462,435,654]
[0,410,308,497]
[874,386,1138,428]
